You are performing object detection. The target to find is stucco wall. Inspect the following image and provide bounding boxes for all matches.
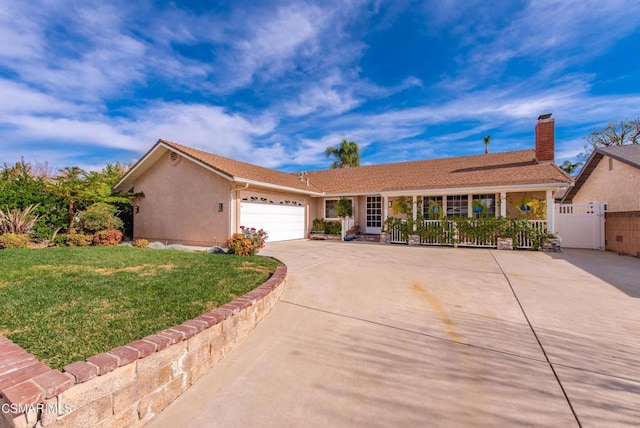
[133,152,231,246]
[505,191,546,218]
[573,157,640,212]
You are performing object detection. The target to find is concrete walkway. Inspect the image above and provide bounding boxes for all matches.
[148,241,640,427]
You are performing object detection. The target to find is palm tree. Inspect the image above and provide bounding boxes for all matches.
[325,139,360,169]
[560,160,583,175]
[483,135,491,154]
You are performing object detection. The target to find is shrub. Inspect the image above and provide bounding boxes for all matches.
[227,226,268,256]
[312,218,326,232]
[66,232,93,247]
[335,198,353,218]
[134,238,149,248]
[227,233,254,256]
[325,221,341,235]
[78,203,124,233]
[0,204,40,235]
[52,233,69,247]
[0,233,30,249]
[93,229,123,246]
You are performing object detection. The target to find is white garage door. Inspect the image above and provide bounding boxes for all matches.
[240,200,305,242]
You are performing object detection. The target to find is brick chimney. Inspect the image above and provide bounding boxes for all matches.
[535,113,554,162]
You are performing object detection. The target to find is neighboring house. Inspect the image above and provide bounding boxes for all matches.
[114,114,572,246]
[562,144,640,257]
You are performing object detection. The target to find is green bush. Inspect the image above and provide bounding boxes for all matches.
[335,198,353,218]
[78,203,123,233]
[312,218,326,232]
[325,221,341,235]
[52,234,69,247]
[92,229,123,246]
[0,233,30,249]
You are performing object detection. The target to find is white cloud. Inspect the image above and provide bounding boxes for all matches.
[0,79,81,114]
[127,103,276,158]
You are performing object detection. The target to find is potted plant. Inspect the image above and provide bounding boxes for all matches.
[424,199,443,219]
[391,196,412,216]
[472,199,487,214]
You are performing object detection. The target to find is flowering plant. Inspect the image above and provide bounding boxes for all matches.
[227,226,268,256]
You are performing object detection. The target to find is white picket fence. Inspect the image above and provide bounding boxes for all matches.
[389,219,547,249]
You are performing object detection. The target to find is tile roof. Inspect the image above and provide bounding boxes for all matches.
[161,140,324,194]
[117,139,571,196]
[304,150,571,194]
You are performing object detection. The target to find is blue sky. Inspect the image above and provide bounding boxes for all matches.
[1,0,639,172]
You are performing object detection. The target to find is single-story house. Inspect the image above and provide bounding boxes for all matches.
[561,144,640,256]
[114,114,572,246]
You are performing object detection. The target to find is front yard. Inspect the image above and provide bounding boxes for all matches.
[0,246,280,369]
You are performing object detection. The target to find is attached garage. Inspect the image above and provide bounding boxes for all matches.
[239,194,306,242]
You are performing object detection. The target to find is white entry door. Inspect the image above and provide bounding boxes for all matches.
[555,202,606,249]
[366,196,382,234]
[240,196,305,242]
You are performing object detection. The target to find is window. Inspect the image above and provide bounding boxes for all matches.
[325,199,338,219]
[609,158,614,170]
[472,194,496,218]
[422,196,443,219]
[446,195,468,218]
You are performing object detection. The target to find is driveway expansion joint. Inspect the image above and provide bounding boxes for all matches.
[490,250,583,428]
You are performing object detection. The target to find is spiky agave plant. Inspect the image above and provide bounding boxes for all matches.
[0,204,40,234]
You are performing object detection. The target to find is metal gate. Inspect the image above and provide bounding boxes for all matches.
[555,202,606,250]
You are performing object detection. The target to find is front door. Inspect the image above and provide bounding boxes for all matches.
[366,196,382,234]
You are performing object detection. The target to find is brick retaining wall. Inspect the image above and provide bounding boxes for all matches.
[0,265,287,428]
[605,211,640,257]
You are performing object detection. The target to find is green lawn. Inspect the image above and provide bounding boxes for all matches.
[0,246,280,369]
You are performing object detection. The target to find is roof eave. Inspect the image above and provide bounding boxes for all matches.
[319,182,572,198]
[234,178,325,196]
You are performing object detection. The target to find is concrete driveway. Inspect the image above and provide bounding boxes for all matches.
[149,241,640,427]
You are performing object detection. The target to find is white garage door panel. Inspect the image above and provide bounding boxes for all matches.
[240,203,305,242]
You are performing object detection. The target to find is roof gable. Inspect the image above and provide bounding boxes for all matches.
[562,144,640,203]
[114,140,324,195]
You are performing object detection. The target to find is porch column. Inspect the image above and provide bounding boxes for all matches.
[500,192,507,217]
[383,195,389,222]
[412,196,417,230]
[546,189,555,233]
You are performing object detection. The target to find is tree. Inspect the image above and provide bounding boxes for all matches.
[580,118,640,159]
[483,135,491,154]
[560,160,583,175]
[325,139,360,169]
[49,166,90,230]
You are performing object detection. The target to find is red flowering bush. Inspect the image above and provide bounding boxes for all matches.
[92,229,123,246]
[226,226,268,256]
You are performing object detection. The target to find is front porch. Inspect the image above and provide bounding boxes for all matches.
[318,190,558,250]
